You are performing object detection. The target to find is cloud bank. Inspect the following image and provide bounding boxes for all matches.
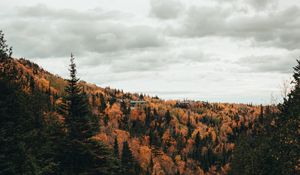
[0,0,299,104]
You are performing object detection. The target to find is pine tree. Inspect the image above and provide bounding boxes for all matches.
[187,115,193,138]
[165,110,172,124]
[193,131,202,162]
[99,93,107,113]
[114,137,119,158]
[58,54,120,174]
[0,30,12,60]
[59,54,98,140]
[121,141,138,175]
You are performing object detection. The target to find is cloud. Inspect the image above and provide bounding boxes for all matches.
[247,0,278,11]
[78,45,215,74]
[170,4,300,50]
[237,52,299,73]
[149,0,184,20]
[1,0,299,104]
[1,4,165,58]
[212,0,278,11]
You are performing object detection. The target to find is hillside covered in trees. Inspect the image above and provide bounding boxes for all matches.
[0,30,299,175]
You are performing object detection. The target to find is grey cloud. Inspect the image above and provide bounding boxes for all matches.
[247,0,278,11]
[17,4,129,21]
[78,46,214,74]
[171,5,300,50]
[1,5,164,58]
[212,0,278,11]
[150,0,184,20]
[86,49,171,73]
[237,53,299,73]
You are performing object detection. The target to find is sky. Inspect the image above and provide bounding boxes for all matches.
[0,0,299,104]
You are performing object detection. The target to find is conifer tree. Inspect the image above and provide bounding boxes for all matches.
[165,110,172,124]
[187,115,193,138]
[59,54,98,140]
[114,137,119,158]
[99,93,107,113]
[121,141,138,174]
[193,131,202,162]
[59,54,120,174]
[0,30,12,60]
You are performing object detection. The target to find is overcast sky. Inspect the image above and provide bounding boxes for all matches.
[1,0,299,104]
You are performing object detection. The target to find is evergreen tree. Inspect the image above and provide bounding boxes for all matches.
[193,131,202,162]
[58,54,120,174]
[114,137,119,158]
[121,141,139,175]
[59,54,98,140]
[187,115,193,138]
[165,110,172,124]
[0,30,12,60]
[99,93,107,113]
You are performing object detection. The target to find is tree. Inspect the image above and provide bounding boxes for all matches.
[58,54,120,174]
[0,30,12,60]
[114,137,119,158]
[121,141,139,175]
[192,131,202,163]
[99,93,107,113]
[0,73,59,174]
[187,115,193,138]
[59,54,99,140]
[165,110,172,124]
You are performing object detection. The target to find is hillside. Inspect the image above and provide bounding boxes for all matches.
[0,57,267,174]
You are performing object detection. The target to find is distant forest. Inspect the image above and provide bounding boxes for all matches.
[0,30,299,175]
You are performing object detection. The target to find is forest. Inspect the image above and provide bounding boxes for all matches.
[0,30,299,175]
